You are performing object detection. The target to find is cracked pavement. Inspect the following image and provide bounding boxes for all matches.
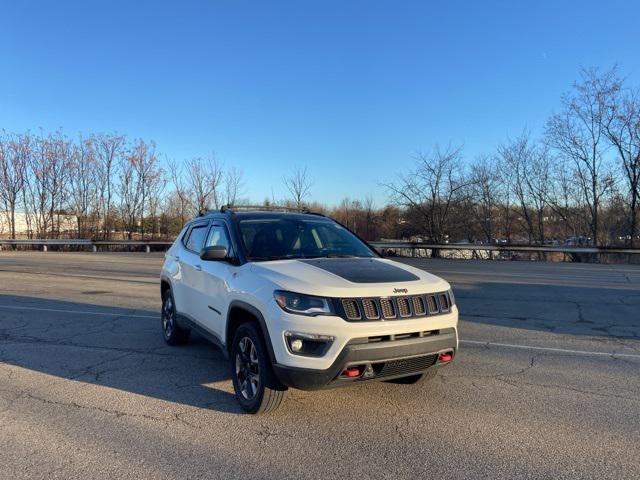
[0,252,639,479]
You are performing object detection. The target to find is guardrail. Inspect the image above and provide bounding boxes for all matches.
[0,239,173,252]
[370,241,640,260]
[1,239,639,259]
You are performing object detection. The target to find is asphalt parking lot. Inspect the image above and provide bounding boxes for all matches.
[1,252,639,479]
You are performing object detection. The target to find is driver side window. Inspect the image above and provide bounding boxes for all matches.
[205,224,233,256]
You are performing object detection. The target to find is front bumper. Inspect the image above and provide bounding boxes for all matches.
[273,327,457,390]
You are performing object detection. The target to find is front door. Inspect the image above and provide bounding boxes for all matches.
[195,222,235,339]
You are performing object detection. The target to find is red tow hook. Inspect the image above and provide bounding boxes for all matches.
[438,351,453,363]
[342,367,361,378]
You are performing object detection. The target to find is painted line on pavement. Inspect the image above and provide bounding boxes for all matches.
[460,339,640,359]
[0,304,158,319]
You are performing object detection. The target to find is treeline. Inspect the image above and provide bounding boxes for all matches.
[381,67,640,247]
[0,132,246,240]
[1,67,638,246]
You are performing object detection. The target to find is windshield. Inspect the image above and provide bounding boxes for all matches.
[238,217,376,261]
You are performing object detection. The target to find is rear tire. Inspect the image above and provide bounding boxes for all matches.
[161,289,191,345]
[386,366,438,385]
[230,322,287,414]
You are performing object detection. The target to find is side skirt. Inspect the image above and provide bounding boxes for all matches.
[176,313,228,358]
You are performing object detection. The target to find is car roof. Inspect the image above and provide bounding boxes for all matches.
[187,209,331,225]
[232,211,330,221]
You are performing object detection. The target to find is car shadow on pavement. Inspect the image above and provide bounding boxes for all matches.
[0,294,244,414]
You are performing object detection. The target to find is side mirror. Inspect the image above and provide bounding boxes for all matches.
[200,245,228,261]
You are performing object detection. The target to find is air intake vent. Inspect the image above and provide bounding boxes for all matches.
[426,295,439,314]
[361,299,379,320]
[396,297,411,317]
[379,298,395,319]
[438,293,450,312]
[342,299,361,320]
[412,296,426,316]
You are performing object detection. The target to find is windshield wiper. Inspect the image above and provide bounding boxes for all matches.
[306,254,360,259]
[250,254,305,261]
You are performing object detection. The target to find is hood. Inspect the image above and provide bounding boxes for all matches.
[249,257,449,297]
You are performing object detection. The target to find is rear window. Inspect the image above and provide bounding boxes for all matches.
[184,224,208,252]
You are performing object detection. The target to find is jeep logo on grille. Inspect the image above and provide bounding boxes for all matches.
[393,288,408,294]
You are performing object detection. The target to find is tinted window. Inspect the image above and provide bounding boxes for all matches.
[185,225,208,252]
[238,218,375,261]
[205,224,233,255]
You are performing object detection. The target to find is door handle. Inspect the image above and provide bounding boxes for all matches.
[194,265,202,271]
[175,255,180,261]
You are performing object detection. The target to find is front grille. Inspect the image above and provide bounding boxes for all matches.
[376,354,438,378]
[379,298,395,318]
[338,291,452,321]
[412,296,426,316]
[342,299,361,320]
[396,297,411,317]
[361,299,379,319]
[426,295,439,314]
[438,293,450,312]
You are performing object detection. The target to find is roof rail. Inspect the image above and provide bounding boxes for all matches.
[220,204,325,216]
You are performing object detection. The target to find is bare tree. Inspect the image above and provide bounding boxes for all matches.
[22,131,72,238]
[168,159,191,226]
[187,156,224,213]
[118,147,143,240]
[283,166,312,208]
[524,145,553,244]
[383,144,471,245]
[95,133,125,239]
[146,168,167,239]
[469,155,501,243]
[603,86,640,246]
[0,131,29,239]
[129,139,160,239]
[223,167,245,206]
[363,195,376,240]
[499,133,538,243]
[68,135,98,238]
[546,67,619,245]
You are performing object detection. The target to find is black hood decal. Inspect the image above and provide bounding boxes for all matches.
[298,258,419,283]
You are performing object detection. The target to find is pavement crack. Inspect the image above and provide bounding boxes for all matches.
[20,390,181,424]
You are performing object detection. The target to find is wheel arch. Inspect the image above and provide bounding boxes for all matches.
[160,276,172,299]
[226,301,276,365]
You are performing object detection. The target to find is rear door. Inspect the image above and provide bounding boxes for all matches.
[178,221,210,321]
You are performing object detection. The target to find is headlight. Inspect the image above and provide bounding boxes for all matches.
[274,291,335,316]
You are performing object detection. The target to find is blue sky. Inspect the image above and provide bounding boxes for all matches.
[1,0,639,205]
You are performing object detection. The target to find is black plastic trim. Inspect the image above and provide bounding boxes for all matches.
[226,300,277,364]
[176,313,227,357]
[273,329,457,390]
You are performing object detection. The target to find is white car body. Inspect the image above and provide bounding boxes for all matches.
[160,209,458,404]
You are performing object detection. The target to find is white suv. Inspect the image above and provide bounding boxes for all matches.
[160,207,458,413]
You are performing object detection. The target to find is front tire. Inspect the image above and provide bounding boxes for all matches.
[230,322,287,414]
[161,289,191,345]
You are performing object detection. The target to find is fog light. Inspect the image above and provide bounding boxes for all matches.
[284,331,335,356]
[290,338,303,352]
